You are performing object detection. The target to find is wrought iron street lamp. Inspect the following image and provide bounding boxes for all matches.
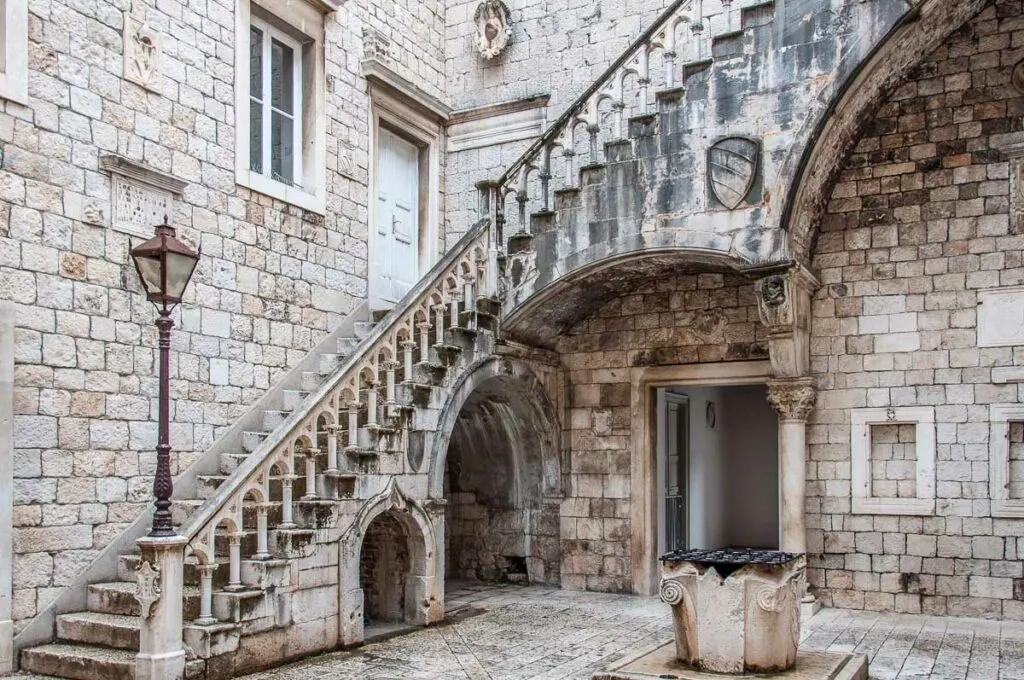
[130,218,200,537]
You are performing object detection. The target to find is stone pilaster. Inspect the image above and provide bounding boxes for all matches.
[135,535,188,680]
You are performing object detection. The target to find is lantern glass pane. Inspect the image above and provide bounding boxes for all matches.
[165,251,199,300]
[134,254,164,295]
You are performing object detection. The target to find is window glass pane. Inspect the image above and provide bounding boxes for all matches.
[249,100,263,173]
[271,112,294,184]
[270,38,294,114]
[249,26,263,100]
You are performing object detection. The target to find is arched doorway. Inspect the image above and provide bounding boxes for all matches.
[435,359,562,586]
[359,511,412,625]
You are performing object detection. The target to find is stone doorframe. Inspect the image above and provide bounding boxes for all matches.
[629,360,775,596]
[338,480,443,647]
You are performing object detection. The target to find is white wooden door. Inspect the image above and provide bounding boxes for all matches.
[373,128,419,307]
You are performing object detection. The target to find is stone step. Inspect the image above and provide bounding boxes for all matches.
[336,336,359,355]
[21,643,136,680]
[219,451,249,474]
[241,430,269,453]
[301,371,324,392]
[87,581,201,619]
[262,409,291,431]
[196,474,229,500]
[171,499,206,526]
[281,389,308,412]
[56,611,140,650]
[353,321,376,339]
[318,352,343,376]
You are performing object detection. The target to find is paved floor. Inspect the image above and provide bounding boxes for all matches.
[8,582,1024,679]
[235,582,1024,680]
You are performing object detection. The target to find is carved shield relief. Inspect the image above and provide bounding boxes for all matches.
[708,137,760,210]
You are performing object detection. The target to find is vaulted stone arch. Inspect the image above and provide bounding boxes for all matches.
[428,356,562,585]
[781,0,990,262]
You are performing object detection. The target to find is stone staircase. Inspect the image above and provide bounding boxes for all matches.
[17,223,498,679]
[19,314,387,680]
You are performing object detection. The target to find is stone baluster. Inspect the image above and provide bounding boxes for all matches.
[588,123,600,163]
[300,447,319,500]
[325,424,340,473]
[365,384,378,428]
[449,292,461,329]
[635,51,650,116]
[347,401,360,448]
[462,273,475,309]
[418,322,432,363]
[433,305,446,345]
[691,0,705,61]
[226,533,243,591]
[384,361,398,404]
[662,25,678,88]
[722,0,734,32]
[563,148,575,187]
[402,341,416,381]
[612,102,625,139]
[254,504,270,559]
[195,563,218,625]
[279,476,296,529]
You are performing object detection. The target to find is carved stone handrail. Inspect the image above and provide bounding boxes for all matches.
[179,220,493,563]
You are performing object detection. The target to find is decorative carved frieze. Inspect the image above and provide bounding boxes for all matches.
[766,377,816,422]
[124,14,162,92]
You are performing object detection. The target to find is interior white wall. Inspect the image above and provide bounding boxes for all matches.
[657,384,779,553]
[722,385,779,549]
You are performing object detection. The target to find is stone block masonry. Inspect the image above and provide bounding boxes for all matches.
[2,0,445,632]
[556,272,766,593]
[809,0,1024,620]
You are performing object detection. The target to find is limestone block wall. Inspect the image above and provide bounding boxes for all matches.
[808,0,1024,619]
[2,0,445,631]
[555,272,765,593]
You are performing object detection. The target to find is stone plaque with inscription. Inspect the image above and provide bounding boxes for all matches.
[100,155,188,238]
[978,286,1024,347]
[112,175,173,238]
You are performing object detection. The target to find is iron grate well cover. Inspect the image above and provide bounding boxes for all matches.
[659,548,801,566]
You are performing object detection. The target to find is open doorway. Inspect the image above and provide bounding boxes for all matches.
[656,384,779,555]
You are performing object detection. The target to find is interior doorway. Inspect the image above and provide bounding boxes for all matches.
[655,384,779,556]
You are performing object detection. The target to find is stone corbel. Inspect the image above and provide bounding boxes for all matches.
[751,262,819,378]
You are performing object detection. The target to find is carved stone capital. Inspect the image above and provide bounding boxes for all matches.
[766,377,817,422]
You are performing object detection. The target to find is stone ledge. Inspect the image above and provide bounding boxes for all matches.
[593,643,867,680]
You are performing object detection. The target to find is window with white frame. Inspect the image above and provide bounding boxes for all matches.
[850,407,935,516]
[235,0,329,213]
[248,18,302,186]
[0,0,29,104]
[989,404,1024,518]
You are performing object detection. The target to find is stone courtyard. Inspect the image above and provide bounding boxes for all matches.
[126,584,1024,679]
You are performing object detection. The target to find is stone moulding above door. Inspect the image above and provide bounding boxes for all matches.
[361,57,451,124]
[448,95,549,152]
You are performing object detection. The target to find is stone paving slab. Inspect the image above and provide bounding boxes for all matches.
[6,583,1024,679]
